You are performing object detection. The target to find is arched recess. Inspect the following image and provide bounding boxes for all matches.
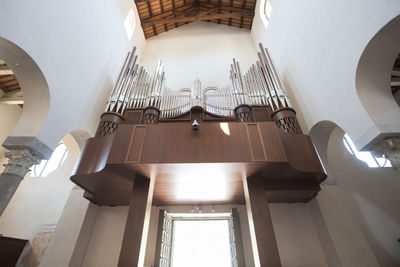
[309,120,339,173]
[0,37,50,138]
[69,130,91,150]
[355,15,400,150]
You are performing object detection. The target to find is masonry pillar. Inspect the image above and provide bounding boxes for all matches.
[372,137,400,173]
[0,136,51,216]
[244,177,281,267]
[118,175,154,267]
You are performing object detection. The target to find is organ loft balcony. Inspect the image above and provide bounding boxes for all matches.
[71,104,326,206]
[69,43,326,267]
[70,44,326,207]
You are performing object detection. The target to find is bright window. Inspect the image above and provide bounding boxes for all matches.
[124,8,136,41]
[260,0,272,28]
[343,134,391,168]
[171,219,232,267]
[31,143,68,177]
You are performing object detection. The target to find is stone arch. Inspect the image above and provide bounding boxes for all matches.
[0,36,50,139]
[355,15,400,150]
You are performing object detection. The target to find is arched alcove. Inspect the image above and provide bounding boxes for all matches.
[355,15,400,150]
[309,120,339,173]
[310,119,400,266]
[0,37,50,138]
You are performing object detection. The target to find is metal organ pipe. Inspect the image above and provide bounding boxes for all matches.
[103,43,293,123]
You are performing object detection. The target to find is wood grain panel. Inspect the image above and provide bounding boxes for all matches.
[245,177,282,267]
[258,123,287,162]
[72,121,326,206]
[140,122,252,163]
[118,175,151,267]
[246,123,266,161]
[126,126,147,163]
[108,125,134,164]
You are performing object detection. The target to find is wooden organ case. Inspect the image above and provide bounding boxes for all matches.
[70,44,326,267]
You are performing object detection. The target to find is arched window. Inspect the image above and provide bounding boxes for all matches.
[31,143,68,177]
[343,134,391,168]
[260,0,272,28]
[124,8,136,41]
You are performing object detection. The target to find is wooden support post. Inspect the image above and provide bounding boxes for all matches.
[118,175,154,267]
[243,177,281,267]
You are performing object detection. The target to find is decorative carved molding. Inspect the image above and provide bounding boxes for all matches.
[372,137,400,172]
[2,149,42,178]
[2,136,52,160]
[0,148,43,215]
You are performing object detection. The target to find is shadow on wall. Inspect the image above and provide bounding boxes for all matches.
[310,120,400,267]
[0,37,50,138]
[355,15,400,150]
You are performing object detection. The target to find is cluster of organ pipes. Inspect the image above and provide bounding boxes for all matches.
[230,43,291,111]
[105,43,291,119]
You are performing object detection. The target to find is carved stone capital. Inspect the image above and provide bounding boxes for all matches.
[3,148,42,178]
[372,137,400,172]
[0,148,44,215]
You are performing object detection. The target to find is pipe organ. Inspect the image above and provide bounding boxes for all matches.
[96,43,301,135]
[71,43,326,267]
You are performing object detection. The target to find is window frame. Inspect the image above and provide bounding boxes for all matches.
[31,142,68,177]
[154,209,244,267]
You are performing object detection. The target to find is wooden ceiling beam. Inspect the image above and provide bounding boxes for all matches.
[146,1,158,36]
[240,0,246,28]
[218,0,222,24]
[144,3,195,21]
[0,65,13,76]
[159,0,168,32]
[199,2,253,13]
[142,11,254,26]
[0,89,23,105]
[171,0,178,28]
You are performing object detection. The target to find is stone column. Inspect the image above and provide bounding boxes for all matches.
[0,136,51,216]
[372,137,400,173]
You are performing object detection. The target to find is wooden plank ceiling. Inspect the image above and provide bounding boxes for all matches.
[136,0,256,38]
[0,60,20,94]
[391,54,400,96]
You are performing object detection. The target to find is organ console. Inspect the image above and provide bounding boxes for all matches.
[71,43,326,267]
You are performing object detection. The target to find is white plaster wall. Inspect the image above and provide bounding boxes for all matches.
[317,185,380,267]
[141,21,257,90]
[318,127,400,267]
[0,0,146,149]
[39,187,91,267]
[307,120,400,266]
[251,0,400,149]
[82,206,128,267]
[0,101,22,172]
[270,203,329,267]
[0,133,81,240]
